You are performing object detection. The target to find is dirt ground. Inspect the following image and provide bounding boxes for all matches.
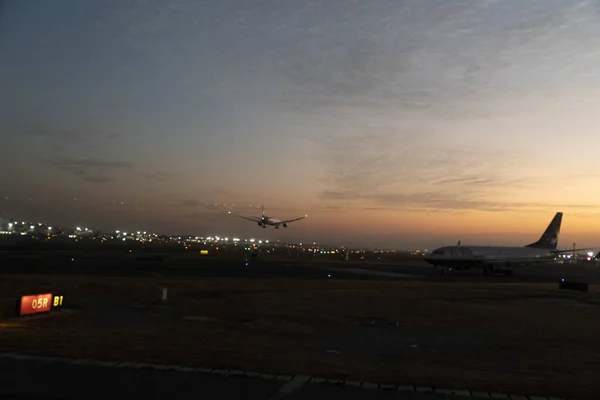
[1,275,599,399]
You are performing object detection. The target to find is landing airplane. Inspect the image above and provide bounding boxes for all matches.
[228,204,307,229]
[425,212,595,276]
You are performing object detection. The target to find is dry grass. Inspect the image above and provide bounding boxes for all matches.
[1,275,599,399]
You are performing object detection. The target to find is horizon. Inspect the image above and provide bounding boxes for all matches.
[2,1,600,249]
[1,210,593,251]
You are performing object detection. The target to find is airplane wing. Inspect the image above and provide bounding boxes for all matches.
[228,212,261,223]
[281,215,308,224]
[551,248,600,254]
[481,249,600,266]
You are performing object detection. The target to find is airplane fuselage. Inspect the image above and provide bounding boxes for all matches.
[257,216,287,228]
[424,245,555,269]
[263,217,281,225]
[424,212,568,276]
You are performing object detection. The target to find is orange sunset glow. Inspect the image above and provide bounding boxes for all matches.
[2,1,600,249]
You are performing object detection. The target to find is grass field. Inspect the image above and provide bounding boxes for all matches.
[1,274,599,399]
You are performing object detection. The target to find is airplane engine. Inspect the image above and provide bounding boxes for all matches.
[257,222,263,227]
[483,263,497,275]
[283,223,288,228]
[484,262,512,276]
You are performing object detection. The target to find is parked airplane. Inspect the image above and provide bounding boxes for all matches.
[425,212,593,276]
[228,204,307,229]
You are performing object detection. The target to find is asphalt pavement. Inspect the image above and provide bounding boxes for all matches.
[0,250,590,400]
[0,356,476,400]
[1,250,598,284]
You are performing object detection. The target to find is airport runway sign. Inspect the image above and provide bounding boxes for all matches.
[17,293,64,316]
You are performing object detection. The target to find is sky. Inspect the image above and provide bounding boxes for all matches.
[1,0,600,249]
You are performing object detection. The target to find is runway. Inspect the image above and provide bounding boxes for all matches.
[0,249,598,284]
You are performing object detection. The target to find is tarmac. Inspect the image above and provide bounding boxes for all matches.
[0,249,598,284]
[0,249,592,399]
[0,354,501,400]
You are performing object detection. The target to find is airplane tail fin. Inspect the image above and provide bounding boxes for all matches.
[261,204,264,217]
[525,212,562,250]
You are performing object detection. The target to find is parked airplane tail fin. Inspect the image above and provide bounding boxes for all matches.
[525,212,562,250]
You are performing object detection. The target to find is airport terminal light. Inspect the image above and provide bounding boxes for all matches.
[8,223,12,228]
[77,227,81,231]
[588,252,594,257]
[29,225,34,230]
[48,227,52,231]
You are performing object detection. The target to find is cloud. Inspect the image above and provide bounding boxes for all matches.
[433,177,496,186]
[321,189,599,214]
[76,173,112,184]
[143,171,172,181]
[21,124,137,184]
[28,126,119,147]
[27,127,84,153]
[46,157,134,169]
[431,176,538,189]
[30,127,83,141]
[309,124,573,213]
[320,190,493,211]
[43,156,135,184]
[27,126,178,186]
[309,126,435,190]
[271,0,600,120]
[170,199,238,212]
[176,199,202,208]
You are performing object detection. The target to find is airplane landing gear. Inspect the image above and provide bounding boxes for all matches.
[483,263,514,277]
[483,264,495,276]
